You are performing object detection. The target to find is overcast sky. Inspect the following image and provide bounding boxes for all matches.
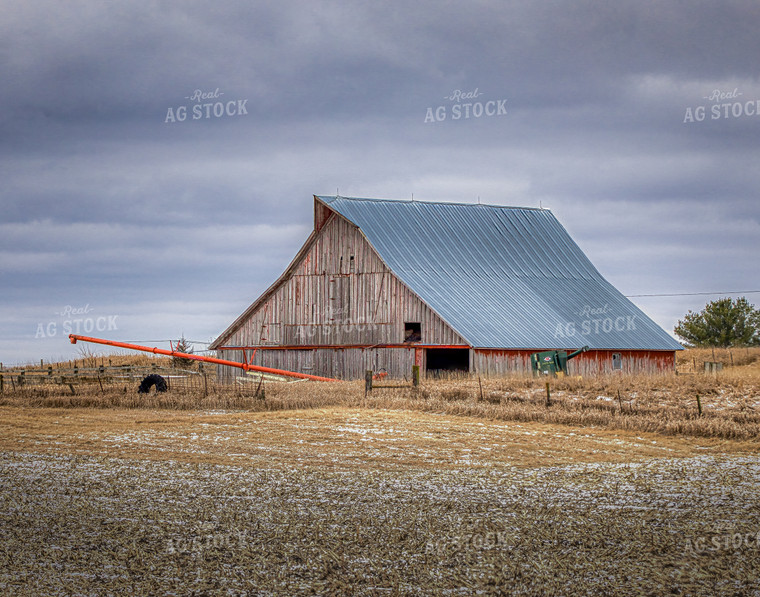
[2,0,759,365]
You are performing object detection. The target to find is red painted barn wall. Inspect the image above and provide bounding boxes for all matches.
[473,349,676,376]
[569,350,675,375]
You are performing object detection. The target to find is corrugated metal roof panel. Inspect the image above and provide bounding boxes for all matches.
[317,195,683,351]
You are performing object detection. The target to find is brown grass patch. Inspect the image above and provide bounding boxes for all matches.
[1,348,759,442]
[2,405,754,470]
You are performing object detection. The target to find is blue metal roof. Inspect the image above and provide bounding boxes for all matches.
[317,195,683,351]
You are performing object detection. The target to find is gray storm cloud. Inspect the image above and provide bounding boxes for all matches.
[1,0,759,362]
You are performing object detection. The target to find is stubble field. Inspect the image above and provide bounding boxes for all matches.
[1,355,759,595]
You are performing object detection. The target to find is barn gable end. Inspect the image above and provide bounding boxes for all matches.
[211,203,467,381]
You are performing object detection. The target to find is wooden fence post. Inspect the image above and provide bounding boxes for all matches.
[412,365,420,387]
[545,381,551,407]
[365,370,373,396]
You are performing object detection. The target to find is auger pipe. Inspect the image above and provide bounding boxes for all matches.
[68,334,339,382]
[567,345,590,360]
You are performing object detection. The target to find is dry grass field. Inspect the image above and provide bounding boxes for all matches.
[1,349,759,595]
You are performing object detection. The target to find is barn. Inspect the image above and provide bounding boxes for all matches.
[210,195,683,381]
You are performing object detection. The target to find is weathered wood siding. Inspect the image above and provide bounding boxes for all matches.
[216,212,466,381]
[571,350,676,375]
[219,346,421,381]
[473,349,676,376]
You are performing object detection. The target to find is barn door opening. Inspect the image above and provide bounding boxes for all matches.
[426,348,469,375]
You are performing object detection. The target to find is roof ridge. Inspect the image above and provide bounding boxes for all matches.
[317,195,549,212]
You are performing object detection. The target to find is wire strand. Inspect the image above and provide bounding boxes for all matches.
[626,290,760,298]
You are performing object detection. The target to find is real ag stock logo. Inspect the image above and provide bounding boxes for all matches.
[35,304,118,339]
[165,87,248,123]
[424,88,508,123]
[553,304,637,340]
[683,87,760,123]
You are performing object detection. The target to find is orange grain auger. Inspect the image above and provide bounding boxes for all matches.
[68,334,339,382]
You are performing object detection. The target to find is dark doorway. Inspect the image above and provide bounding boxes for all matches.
[426,348,470,373]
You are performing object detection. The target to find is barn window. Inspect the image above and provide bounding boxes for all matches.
[404,322,421,343]
[612,353,622,370]
[349,255,355,272]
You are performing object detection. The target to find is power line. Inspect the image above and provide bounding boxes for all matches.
[626,290,760,298]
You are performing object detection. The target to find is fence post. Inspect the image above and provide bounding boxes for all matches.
[545,381,551,407]
[0,374,3,394]
[412,365,420,387]
[365,370,373,396]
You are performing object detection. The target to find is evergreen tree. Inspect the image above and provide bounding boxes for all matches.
[674,297,760,347]
[172,336,196,368]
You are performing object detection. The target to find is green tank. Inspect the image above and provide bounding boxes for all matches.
[531,346,589,377]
